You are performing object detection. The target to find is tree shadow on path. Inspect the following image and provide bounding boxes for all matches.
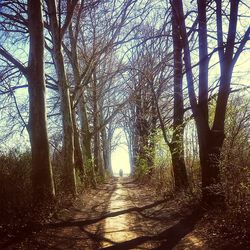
[1,177,205,250]
[94,207,204,250]
[0,199,166,249]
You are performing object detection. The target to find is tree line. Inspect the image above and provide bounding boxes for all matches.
[0,0,249,209]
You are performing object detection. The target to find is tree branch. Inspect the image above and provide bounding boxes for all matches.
[232,26,250,67]
[60,0,78,37]
[0,47,28,76]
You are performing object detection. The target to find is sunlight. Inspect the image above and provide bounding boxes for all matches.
[187,235,204,248]
[102,182,137,247]
[111,129,131,176]
[0,1,249,249]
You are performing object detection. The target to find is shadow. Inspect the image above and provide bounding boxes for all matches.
[96,207,204,250]
[119,180,137,185]
[1,177,202,250]
[0,181,118,249]
[0,199,166,249]
[48,199,166,228]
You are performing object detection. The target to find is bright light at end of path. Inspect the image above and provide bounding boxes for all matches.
[111,145,131,176]
[111,129,131,176]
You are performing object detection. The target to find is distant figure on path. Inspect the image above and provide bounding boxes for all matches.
[119,169,123,177]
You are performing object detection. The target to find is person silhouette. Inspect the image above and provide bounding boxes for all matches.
[119,169,123,177]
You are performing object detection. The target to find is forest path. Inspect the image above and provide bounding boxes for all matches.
[98,178,205,250]
[1,178,205,250]
[98,178,165,249]
[100,178,138,247]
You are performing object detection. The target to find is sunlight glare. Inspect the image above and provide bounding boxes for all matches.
[111,129,131,176]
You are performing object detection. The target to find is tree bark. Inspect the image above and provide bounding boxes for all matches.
[66,25,86,180]
[92,72,105,177]
[71,102,85,179]
[170,0,189,190]
[128,130,135,174]
[46,0,77,195]
[78,96,94,177]
[66,23,94,183]
[147,95,157,173]
[172,0,243,205]
[27,0,55,201]
[100,115,113,175]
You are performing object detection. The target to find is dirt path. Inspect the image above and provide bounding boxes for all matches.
[101,180,137,247]
[1,178,206,250]
[93,178,205,250]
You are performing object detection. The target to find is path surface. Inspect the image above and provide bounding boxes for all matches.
[101,180,137,247]
[99,178,204,250]
[1,178,206,250]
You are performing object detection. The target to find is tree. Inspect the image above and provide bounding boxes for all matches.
[62,0,144,181]
[124,19,189,190]
[171,0,250,205]
[0,0,55,202]
[46,0,78,195]
[170,3,189,190]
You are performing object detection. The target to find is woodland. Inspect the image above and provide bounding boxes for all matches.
[0,0,249,249]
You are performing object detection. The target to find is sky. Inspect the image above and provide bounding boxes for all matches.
[0,0,249,168]
[111,128,131,176]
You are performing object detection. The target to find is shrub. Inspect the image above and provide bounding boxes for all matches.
[0,150,32,224]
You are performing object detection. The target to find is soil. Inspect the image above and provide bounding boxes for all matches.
[0,177,248,250]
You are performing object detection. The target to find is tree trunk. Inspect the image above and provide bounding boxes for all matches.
[197,124,225,204]
[173,0,243,205]
[170,5,189,190]
[147,93,157,173]
[170,131,188,191]
[92,71,105,178]
[124,126,135,174]
[46,0,77,195]
[27,0,55,202]
[77,93,95,186]
[93,128,104,177]
[56,51,77,195]
[67,25,85,180]
[127,130,135,174]
[72,103,85,179]
[101,125,113,175]
[79,99,93,168]
[129,140,135,174]
[134,87,143,170]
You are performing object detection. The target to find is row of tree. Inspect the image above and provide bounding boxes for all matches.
[122,0,249,205]
[0,0,143,202]
[0,0,249,207]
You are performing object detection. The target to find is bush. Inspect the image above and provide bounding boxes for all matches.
[221,95,250,210]
[135,157,149,179]
[0,150,32,224]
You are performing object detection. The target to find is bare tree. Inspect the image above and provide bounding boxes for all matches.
[170,3,189,190]
[0,0,55,201]
[45,0,78,195]
[171,0,250,205]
